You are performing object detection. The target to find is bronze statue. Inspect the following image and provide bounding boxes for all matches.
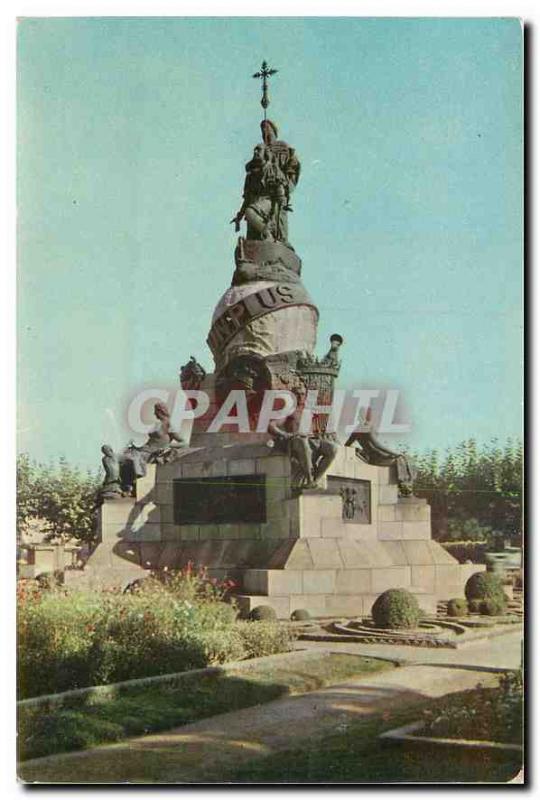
[119,402,187,495]
[321,334,344,368]
[100,445,122,499]
[180,356,207,391]
[345,409,416,497]
[268,382,338,490]
[231,119,300,245]
[340,486,358,520]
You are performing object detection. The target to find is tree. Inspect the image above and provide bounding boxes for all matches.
[16,455,101,545]
[413,438,523,545]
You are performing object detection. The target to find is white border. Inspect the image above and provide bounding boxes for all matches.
[2,3,533,798]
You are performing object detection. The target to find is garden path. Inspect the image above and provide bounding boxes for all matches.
[19,628,522,784]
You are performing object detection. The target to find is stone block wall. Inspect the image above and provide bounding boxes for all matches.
[72,441,484,615]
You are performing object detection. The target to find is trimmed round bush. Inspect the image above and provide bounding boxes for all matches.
[480,598,507,616]
[35,571,63,590]
[465,572,507,605]
[249,605,277,622]
[290,609,311,622]
[371,589,421,630]
[468,598,484,614]
[447,598,468,617]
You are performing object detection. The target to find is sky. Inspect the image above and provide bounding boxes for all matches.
[17,16,523,469]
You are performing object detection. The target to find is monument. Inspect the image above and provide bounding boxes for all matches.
[67,63,481,616]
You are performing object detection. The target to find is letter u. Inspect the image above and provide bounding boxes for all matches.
[255,288,278,309]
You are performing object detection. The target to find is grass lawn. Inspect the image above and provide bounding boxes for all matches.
[19,652,392,762]
[222,687,523,784]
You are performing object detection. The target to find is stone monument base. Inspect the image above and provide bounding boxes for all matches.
[70,440,482,617]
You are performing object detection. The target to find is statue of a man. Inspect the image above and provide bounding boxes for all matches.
[345,409,416,496]
[120,402,187,494]
[321,334,344,368]
[268,383,338,490]
[100,444,123,498]
[231,120,301,245]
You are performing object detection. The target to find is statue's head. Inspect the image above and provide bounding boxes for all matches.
[101,444,114,457]
[330,333,344,352]
[253,143,266,162]
[261,119,278,144]
[154,401,170,421]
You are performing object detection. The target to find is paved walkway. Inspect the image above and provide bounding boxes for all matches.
[19,627,522,784]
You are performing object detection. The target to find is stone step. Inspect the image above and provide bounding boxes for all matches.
[234,588,438,619]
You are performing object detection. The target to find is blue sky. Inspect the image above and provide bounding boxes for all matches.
[17,17,523,468]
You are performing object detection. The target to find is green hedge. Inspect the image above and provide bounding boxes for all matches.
[17,575,295,699]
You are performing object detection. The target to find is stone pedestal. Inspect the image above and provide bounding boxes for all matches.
[77,442,482,615]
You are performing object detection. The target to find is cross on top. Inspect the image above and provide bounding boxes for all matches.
[252,60,278,119]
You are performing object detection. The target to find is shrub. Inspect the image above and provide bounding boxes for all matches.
[290,609,311,621]
[17,454,100,546]
[249,605,277,622]
[447,598,468,617]
[465,572,507,606]
[440,541,488,565]
[468,599,484,614]
[480,598,507,616]
[371,589,421,630]
[236,621,295,659]
[35,571,64,590]
[16,569,287,699]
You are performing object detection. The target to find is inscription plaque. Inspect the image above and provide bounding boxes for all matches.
[173,475,266,525]
[327,477,371,524]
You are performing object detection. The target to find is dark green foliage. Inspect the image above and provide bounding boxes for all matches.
[35,571,64,590]
[422,671,522,745]
[17,577,294,699]
[447,598,468,617]
[249,605,277,622]
[410,438,522,545]
[468,599,484,614]
[18,654,389,762]
[17,454,101,545]
[371,589,421,630]
[465,572,507,605]
[290,609,311,621]
[480,598,507,616]
[18,710,124,761]
[440,541,488,564]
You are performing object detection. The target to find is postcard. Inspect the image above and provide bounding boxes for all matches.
[16,16,524,784]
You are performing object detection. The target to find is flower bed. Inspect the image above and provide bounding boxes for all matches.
[420,672,522,745]
[380,671,523,756]
[17,565,295,699]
